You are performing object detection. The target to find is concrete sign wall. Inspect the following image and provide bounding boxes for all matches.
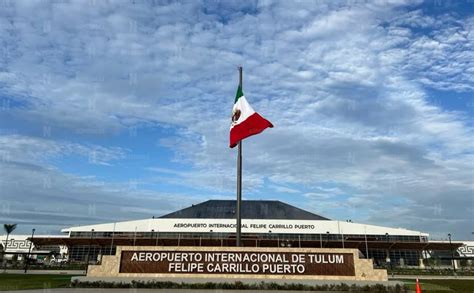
[119,250,355,276]
[88,246,387,281]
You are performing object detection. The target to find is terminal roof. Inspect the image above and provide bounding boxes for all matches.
[159,200,329,220]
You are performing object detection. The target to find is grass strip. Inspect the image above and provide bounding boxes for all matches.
[0,274,74,291]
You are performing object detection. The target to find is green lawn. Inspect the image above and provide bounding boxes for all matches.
[403,279,474,292]
[1,274,474,292]
[0,274,75,291]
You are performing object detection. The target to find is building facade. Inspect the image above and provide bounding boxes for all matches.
[31,200,462,269]
[0,234,67,264]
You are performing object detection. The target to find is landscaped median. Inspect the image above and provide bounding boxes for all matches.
[388,267,474,276]
[69,278,474,292]
[402,279,474,292]
[0,274,76,291]
[0,274,407,292]
[71,279,408,292]
[2,274,474,292]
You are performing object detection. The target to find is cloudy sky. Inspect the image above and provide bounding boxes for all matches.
[0,0,472,240]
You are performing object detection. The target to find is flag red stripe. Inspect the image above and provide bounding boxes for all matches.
[230,112,273,148]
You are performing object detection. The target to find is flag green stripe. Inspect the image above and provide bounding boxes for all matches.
[234,85,244,103]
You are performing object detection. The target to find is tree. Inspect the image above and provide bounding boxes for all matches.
[3,224,17,272]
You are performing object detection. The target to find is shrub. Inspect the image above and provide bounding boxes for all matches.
[71,279,408,292]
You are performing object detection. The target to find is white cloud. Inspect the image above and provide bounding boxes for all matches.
[0,135,198,233]
[0,0,472,238]
[0,134,125,166]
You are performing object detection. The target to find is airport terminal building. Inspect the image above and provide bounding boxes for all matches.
[30,200,464,268]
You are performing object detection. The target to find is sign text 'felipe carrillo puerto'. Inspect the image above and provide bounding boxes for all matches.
[87,246,388,281]
[120,250,355,276]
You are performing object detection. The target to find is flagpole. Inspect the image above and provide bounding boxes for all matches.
[236,66,243,247]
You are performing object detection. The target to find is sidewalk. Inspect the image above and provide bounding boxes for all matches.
[0,288,347,293]
[2,269,85,275]
[390,274,474,280]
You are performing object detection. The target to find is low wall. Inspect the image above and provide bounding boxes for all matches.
[87,246,387,282]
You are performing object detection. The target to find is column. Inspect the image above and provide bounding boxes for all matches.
[419,258,425,269]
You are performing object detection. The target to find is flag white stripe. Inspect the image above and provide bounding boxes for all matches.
[231,95,255,129]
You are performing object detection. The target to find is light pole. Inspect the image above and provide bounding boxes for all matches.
[155,229,160,246]
[448,233,456,273]
[91,229,95,264]
[24,228,35,273]
[338,221,345,248]
[133,226,137,247]
[151,229,155,246]
[385,233,391,270]
[110,222,116,256]
[364,231,369,259]
[341,230,345,249]
[326,231,330,248]
[85,229,94,274]
[209,230,213,246]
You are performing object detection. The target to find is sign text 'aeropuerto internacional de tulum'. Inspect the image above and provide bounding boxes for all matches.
[119,250,355,276]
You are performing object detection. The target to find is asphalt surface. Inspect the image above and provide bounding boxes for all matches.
[390,274,474,280]
[3,269,85,275]
[1,288,348,293]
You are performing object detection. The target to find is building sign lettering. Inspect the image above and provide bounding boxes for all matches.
[120,250,355,276]
[173,223,316,230]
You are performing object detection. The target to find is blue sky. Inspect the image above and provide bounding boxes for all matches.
[0,0,472,240]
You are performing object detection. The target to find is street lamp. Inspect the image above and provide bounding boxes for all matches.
[364,229,369,259]
[91,228,95,263]
[448,233,456,273]
[133,226,137,247]
[110,222,116,256]
[85,229,94,274]
[385,233,392,270]
[156,229,160,246]
[24,228,35,273]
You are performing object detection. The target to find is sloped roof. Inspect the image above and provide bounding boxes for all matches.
[160,200,329,220]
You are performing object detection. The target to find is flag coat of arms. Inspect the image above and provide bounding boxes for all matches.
[229,85,273,148]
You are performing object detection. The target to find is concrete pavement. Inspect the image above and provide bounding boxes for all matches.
[390,274,474,280]
[2,269,85,275]
[1,288,347,293]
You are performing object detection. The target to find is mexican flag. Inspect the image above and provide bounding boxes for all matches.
[229,85,273,148]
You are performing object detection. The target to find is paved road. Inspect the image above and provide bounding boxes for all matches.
[3,269,85,275]
[390,274,474,280]
[2,288,348,293]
